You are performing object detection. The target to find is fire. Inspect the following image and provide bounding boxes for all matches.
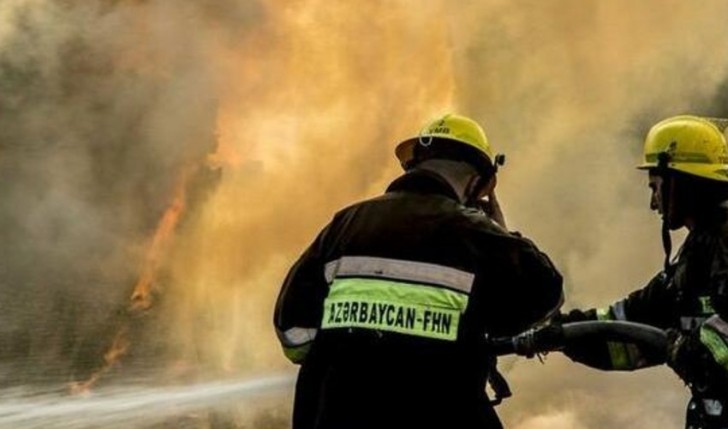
[69,327,130,395]
[130,167,191,312]
[158,0,457,375]
[70,0,454,394]
[70,165,197,393]
[4,0,728,427]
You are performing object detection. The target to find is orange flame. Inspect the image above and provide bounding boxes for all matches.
[69,327,130,395]
[130,170,191,312]
[70,166,194,394]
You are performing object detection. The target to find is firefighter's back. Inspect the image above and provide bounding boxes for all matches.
[297,181,560,429]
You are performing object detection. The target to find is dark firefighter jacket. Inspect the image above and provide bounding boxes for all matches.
[563,211,728,428]
[274,169,564,429]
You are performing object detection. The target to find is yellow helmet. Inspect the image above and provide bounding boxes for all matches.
[396,113,500,172]
[637,115,728,182]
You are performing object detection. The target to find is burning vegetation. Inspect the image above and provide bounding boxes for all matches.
[69,157,223,394]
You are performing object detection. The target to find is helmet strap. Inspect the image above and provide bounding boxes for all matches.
[657,152,673,272]
[661,217,672,273]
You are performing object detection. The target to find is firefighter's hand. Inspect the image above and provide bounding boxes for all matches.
[512,323,565,357]
[666,328,684,365]
[533,323,566,352]
[668,323,728,391]
[481,190,507,230]
[665,328,701,382]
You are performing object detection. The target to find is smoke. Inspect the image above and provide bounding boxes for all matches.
[2,0,728,428]
[0,0,223,380]
[448,1,728,428]
[161,0,457,377]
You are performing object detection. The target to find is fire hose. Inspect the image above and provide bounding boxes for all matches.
[485,321,668,405]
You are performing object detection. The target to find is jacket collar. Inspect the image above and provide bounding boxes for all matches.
[689,201,728,234]
[386,168,461,202]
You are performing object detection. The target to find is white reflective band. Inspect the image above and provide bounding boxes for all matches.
[324,256,474,293]
[612,301,628,321]
[681,316,707,331]
[706,315,728,337]
[324,260,338,284]
[277,327,318,347]
[703,399,724,417]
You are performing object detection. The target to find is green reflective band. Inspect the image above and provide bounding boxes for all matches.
[645,152,712,164]
[606,342,630,370]
[607,342,643,370]
[321,278,468,341]
[701,325,728,371]
[699,296,715,315]
[596,307,613,320]
[283,343,311,364]
[596,308,640,369]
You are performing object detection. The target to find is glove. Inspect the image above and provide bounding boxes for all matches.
[556,309,620,370]
[512,323,565,357]
[665,328,707,385]
[666,328,687,371]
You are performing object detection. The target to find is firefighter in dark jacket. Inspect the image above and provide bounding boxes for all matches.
[274,113,564,429]
[562,115,728,429]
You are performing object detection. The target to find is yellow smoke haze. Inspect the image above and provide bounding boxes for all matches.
[3,0,728,428]
[165,0,455,373]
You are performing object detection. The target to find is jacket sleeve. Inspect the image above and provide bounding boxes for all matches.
[489,235,564,337]
[561,271,675,371]
[274,223,333,364]
[672,235,728,390]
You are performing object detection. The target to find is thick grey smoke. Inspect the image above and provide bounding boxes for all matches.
[0,0,231,382]
[0,0,454,426]
[2,1,728,428]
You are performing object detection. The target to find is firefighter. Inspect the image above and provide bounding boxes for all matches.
[274,113,564,429]
[561,115,728,429]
